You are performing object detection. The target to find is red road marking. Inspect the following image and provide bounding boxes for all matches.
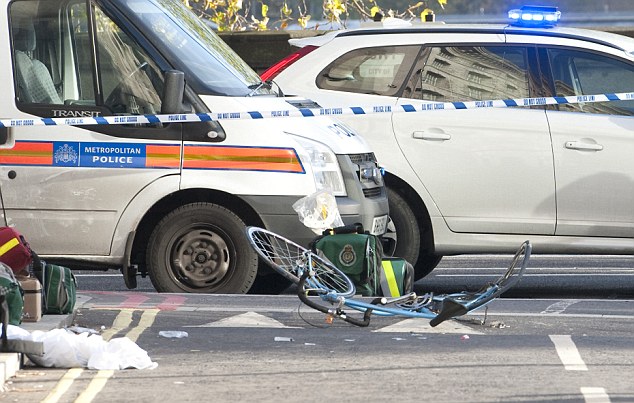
[156,295,187,311]
[119,294,150,308]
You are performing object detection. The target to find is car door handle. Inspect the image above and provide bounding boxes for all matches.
[413,131,451,141]
[565,141,603,151]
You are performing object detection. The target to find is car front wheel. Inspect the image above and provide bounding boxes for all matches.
[384,188,442,280]
[147,202,257,293]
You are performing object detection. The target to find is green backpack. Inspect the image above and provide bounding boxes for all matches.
[0,262,24,325]
[379,258,415,298]
[312,225,383,296]
[43,264,77,314]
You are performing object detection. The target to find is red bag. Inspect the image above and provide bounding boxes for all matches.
[0,227,33,275]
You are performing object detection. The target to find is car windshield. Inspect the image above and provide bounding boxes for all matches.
[115,0,272,96]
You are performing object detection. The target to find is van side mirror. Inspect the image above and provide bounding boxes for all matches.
[162,70,226,142]
[161,70,188,114]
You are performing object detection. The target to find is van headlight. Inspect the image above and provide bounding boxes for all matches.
[292,135,347,196]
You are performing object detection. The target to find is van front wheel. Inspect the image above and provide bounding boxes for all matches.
[147,203,257,293]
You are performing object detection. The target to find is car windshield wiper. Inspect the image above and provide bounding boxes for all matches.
[247,81,272,97]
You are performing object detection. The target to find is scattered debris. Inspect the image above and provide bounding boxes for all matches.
[274,336,293,342]
[158,331,188,338]
[460,335,470,341]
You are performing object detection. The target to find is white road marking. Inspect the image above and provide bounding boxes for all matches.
[541,300,581,314]
[184,311,301,328]
[581,387,611,403]
[435,273,634,277]
[549,334,588,371]
[373,318,484,334]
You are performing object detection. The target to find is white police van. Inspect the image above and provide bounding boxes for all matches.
[0,0,388,293]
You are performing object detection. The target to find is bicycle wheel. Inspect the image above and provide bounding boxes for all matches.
[246,227,355,297]
[473,239,531,297]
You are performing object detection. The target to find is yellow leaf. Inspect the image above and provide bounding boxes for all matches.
[437,0,447,8]
[370,6,380,17]
[261,3,268,17]
[282,3,291,17]
[298,15,311,29]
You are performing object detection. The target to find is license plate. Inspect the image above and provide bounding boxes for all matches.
[370,215,388,235]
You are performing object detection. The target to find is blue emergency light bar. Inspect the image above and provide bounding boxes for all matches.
[508,5,561,28]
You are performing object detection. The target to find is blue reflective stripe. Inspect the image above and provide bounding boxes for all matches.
[606,93,620,101]
[351,107,365,114]
[248,111,263,119]
[401,104,416,112]
[503,99,518,107]
[300,108,314,117]
[197,113,212,122]
[43,118,56,125]
[452,102,467,109]
[554,97,568,104]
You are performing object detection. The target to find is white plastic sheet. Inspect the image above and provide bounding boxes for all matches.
[4,325,157,370]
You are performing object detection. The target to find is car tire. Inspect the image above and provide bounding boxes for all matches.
[147,202,257,293]
[384,188,442,280]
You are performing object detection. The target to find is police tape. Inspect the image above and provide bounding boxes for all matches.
[1,91,634,128]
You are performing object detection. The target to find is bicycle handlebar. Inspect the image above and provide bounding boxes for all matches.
[429,298,469,327]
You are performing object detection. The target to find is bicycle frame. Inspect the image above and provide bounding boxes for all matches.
[297,240,531,327]
[246,226,530,328]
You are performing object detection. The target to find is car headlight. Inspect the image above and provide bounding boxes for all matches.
[291,135,347,196]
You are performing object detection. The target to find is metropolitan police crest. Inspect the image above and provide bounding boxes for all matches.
[54,143,78,164]
[338,244,356,267]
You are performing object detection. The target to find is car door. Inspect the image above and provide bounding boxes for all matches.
[393,40,556,235]
[542,46,634,237]
[0,0,181,255]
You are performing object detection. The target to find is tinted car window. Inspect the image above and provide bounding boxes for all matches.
[316,46,420,96]
[547,48,634,116]
[403,46,531,102]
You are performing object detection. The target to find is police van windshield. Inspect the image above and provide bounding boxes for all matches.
[115,0,272,97]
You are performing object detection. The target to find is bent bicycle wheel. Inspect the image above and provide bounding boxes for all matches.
[246,227,355,298]
[449,240,532,307]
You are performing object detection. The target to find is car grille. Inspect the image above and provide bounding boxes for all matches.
[348,153,377,164]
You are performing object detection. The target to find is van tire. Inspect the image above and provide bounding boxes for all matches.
[385,188,441,280]
[147,203,257,293]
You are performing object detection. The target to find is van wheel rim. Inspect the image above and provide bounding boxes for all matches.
[170,227,230,289]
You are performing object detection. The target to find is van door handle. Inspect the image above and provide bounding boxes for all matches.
[565,141,603,151]
[413,131,451,141]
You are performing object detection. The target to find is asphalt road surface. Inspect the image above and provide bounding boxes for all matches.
[3,254,633,402]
